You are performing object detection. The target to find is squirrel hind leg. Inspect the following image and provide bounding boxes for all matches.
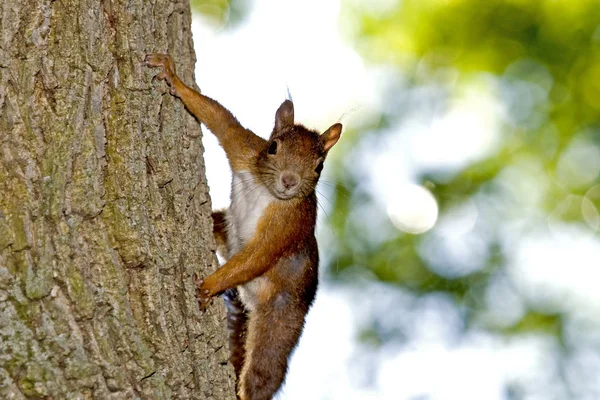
[223,288,248,383]
[212,210,229,259]
[239,301,306,400]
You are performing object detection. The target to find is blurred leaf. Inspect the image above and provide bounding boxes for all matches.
[190,0,251,27]
[504,311,562,336]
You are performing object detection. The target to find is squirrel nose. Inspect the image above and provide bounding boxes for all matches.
[281,173,300,190]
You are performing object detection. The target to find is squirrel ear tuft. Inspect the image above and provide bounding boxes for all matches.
[321,123,343,152]
[274,100,294,131]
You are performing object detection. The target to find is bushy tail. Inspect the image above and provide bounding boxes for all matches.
[223,288,248,384]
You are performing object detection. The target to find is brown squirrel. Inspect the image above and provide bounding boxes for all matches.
[145,53,342,400]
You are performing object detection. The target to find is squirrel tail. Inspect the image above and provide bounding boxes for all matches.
[213,210,248,383]
[223,288,248,383]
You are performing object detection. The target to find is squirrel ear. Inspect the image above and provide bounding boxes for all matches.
[274,100,294,131]
[321,123,343,152]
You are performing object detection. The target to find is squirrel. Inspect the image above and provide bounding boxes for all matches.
[145,53,342,400]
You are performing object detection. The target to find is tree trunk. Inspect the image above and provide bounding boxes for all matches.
[0,0,236,398]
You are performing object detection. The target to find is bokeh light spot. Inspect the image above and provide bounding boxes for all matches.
[387,184,438,234]
[582,184,600,232]
[556,137,600,189]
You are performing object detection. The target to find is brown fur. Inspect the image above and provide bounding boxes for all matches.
[212,210,229,258]
[146,54,341,400]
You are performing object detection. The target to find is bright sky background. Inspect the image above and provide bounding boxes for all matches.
[191,1,600,399]
[192,0,376,211]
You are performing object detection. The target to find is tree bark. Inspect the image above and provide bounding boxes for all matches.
[0,0,236,398]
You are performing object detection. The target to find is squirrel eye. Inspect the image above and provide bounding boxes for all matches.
[315,161,324,174]
[268,141,278,155]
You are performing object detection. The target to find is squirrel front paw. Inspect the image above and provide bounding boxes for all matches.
[194,274,213,312]
[145,53,179,96]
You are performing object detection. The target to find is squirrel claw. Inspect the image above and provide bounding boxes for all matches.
[194,274,211,312]
[152,71,166,83]
[193,273,203,286]
[145,53,177,95]
[197,289,212,312]
[144,53,168,67]
[198,295,212,312]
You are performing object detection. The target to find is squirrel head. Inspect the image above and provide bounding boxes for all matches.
[255,100,342,201]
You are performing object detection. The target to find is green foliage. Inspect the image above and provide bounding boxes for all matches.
[190,0,251,27]
[333,0,600,341]
[502,311,562,336]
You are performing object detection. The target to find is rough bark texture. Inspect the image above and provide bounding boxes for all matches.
[0,0,236,398]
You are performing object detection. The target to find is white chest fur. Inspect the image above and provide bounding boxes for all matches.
[227,171,275,311]
[227,171,274,254]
